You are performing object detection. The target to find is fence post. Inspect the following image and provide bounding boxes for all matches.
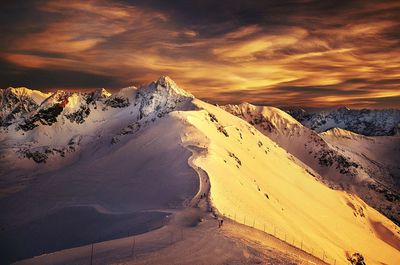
[253,219,255,227]
[131,236,135,257]
[322,250,325,262]
[334,259,336,265]
[90,243,94,265]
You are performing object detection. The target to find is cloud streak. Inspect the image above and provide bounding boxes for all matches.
[0,0,399,108]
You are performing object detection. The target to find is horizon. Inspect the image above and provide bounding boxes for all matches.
[1,1,399,108]
[3,79,399,111]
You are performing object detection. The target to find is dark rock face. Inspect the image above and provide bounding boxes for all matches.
[18,104,64,131]
[24,150,48,163]
[318,150,359,175]
[35,104,64,125]
[65,106,91,124]
[104,97,130,108]
[249,114,275,132]
[347,252,366,265]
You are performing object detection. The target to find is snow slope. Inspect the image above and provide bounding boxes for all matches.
[320,128,400,190]
[15,210,324,265]
[0,77,198,264]
[320,128,400,222]
[223,103,400,226]
[184,100,400,265]
[0,117,197,263]
[1,78,399,264]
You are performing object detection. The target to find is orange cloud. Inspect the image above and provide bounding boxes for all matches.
[1,0,399,108]
[2,53,76,69]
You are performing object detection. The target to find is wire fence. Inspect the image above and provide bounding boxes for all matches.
[24,211,343,265]
[22,216,185,265]
[85,222,185,265]
[221,210,341,265]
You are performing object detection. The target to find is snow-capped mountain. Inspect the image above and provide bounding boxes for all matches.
[0,87,51,127]
[0,76,192,132]
[286,107,400,136]
[0,76,194,165]
[223,103,400,225]
[1,78,399,265]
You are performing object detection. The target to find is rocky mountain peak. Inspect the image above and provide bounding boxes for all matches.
[153,76,193,98]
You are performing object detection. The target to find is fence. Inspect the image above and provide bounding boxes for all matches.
[82,225,185,265]
[221,210,341,265]
[19,216,185,265]
[21,211,342,265]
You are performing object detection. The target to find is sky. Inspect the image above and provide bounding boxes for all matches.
[0,0,399,108]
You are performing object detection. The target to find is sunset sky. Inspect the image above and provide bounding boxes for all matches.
[1,0,399,108]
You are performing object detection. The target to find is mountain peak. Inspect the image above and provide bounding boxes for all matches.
[94,88,111,98]
[154,76,193,98]
[337,106,350,112]
[3,87,52,105]
[6,87,49,97]
[127,76,195,119]
[320,127,363,138]
[156,75,175,86]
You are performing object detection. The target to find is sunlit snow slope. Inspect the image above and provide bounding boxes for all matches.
[181,100,400,265]
[223,103,400,226]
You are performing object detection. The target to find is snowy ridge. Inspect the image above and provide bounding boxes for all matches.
[134,75,194,119]
[0,76,195,163]
[223,103,400,225]
[0,76,194,131]
[320,127,368,140]
[184,100,400,264]
[223,102,302,135]
[287,107,400,136]
[9,87,51,104]
[222,103,360,179]
[0,87,50,127]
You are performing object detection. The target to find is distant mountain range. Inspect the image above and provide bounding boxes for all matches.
[286,107,400,136]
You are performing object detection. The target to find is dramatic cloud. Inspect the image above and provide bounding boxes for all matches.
[0,0,399,108]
